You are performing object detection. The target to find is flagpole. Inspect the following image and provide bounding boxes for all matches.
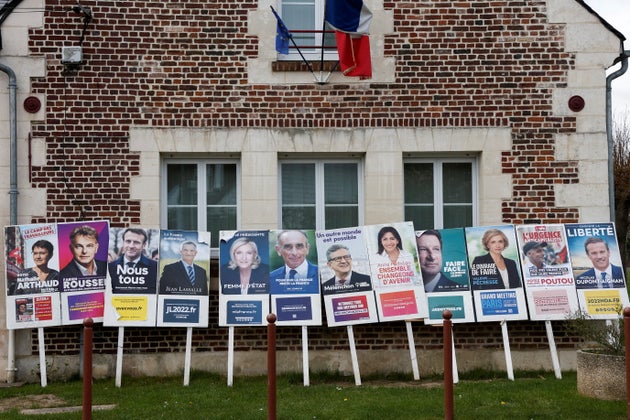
[319,1,327,84]
[270,6,320,84]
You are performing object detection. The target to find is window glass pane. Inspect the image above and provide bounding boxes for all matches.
[405,205,434,230]
[282,206,316,230]
[206,164,236,205]
[283,0,315,47]
[167,207,197,231]
[167,164,197,205]
[207,207,237,248]
[404,163,433,203]
[282,164,315,205]
[444,205,473,229]
[443,163,472,203]
[325,206,358,229]
[324,163,357,204]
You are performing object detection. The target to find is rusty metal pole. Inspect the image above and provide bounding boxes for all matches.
[82,317,94,420]
[624,307,630,420]
[267,313,277,420]
[443,310,453,420]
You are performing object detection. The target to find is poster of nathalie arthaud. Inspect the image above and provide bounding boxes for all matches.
[5,223,62,329]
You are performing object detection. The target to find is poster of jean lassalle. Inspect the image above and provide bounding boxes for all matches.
[464,225,528,322]
[57,220,109,325]
[364,222,428,322]
[104,227,160,327]
[156,230,210,328]
[218,230,270,327]
[268,229,322,326]
[418,228,475,325]
[515,224,579,321]
[4,223,62,329]
[564,222,630,319]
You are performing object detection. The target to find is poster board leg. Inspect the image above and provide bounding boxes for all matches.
[347,325,361,386]
[405,321,420,380]
[500,321,514,380]
[184,327,192,386]
[545,320,562,379]
[37,327,47,387]
[451,326,459,384]
[302,326,310,387]
[227,326,234,387]
[115,327,124,388]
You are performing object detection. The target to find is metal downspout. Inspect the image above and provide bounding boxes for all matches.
[606,51,630,222]
[0,62,18,383]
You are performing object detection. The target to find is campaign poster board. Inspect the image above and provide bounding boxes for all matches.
[515,224,578,320]
[365,222,427,321]
[104,227,160,327]
[157,230,210,327]
[464,225,528,322]
[315,226,378,326]
[269,230,321,326]
[418,228,475,324]
[218,230,270,327]
[5,224,62,329]
[565,222,630,319]
[58,221,109,325]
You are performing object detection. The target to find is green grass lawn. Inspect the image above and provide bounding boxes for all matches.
[0,370,626,419]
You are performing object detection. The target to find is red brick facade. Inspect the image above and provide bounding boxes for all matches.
[14,0,617,359]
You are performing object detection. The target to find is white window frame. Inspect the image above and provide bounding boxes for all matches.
[161,158,241,252]
[278,159,364,230]
[404,157,479,229]
[277,0,338,61]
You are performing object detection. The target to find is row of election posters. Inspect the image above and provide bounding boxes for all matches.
[4,221,210,329]
[5,220,629,330]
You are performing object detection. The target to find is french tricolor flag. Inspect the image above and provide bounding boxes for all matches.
[325,0,373,79]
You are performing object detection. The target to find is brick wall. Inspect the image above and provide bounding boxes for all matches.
[23,0,599,356]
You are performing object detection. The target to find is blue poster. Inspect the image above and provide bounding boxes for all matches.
[226,300,263,325]
[276,296,313,321]
[162,299,200,323]
[480,290,519,316]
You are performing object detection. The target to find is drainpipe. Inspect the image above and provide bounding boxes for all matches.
[0,62,18,383]
[606,50,630,222]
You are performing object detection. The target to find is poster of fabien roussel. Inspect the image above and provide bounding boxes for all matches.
[417,228,475,325]
[218,230,271,327]
[464,225,528,322]
[564,222,629,319]
[104,227,160,327]
[156,230,211,328]
[515,224,578,321]
[56,220,109,325]
[5,223,62,329]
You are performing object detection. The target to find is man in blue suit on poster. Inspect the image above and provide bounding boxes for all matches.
[576,237,624,289]
[159,240,208,296]
[108,228,158,294]
[269,230,318,284]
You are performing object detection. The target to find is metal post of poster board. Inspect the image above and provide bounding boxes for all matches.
[302,326,310,386]
[500,320,514,380]
[115,327,124,387]
[183,327,193,386]
[347,325,361,386]
[37,327,47,387]
[405,321,420,380]
[227,326,234,387]
[544,320,562,379]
